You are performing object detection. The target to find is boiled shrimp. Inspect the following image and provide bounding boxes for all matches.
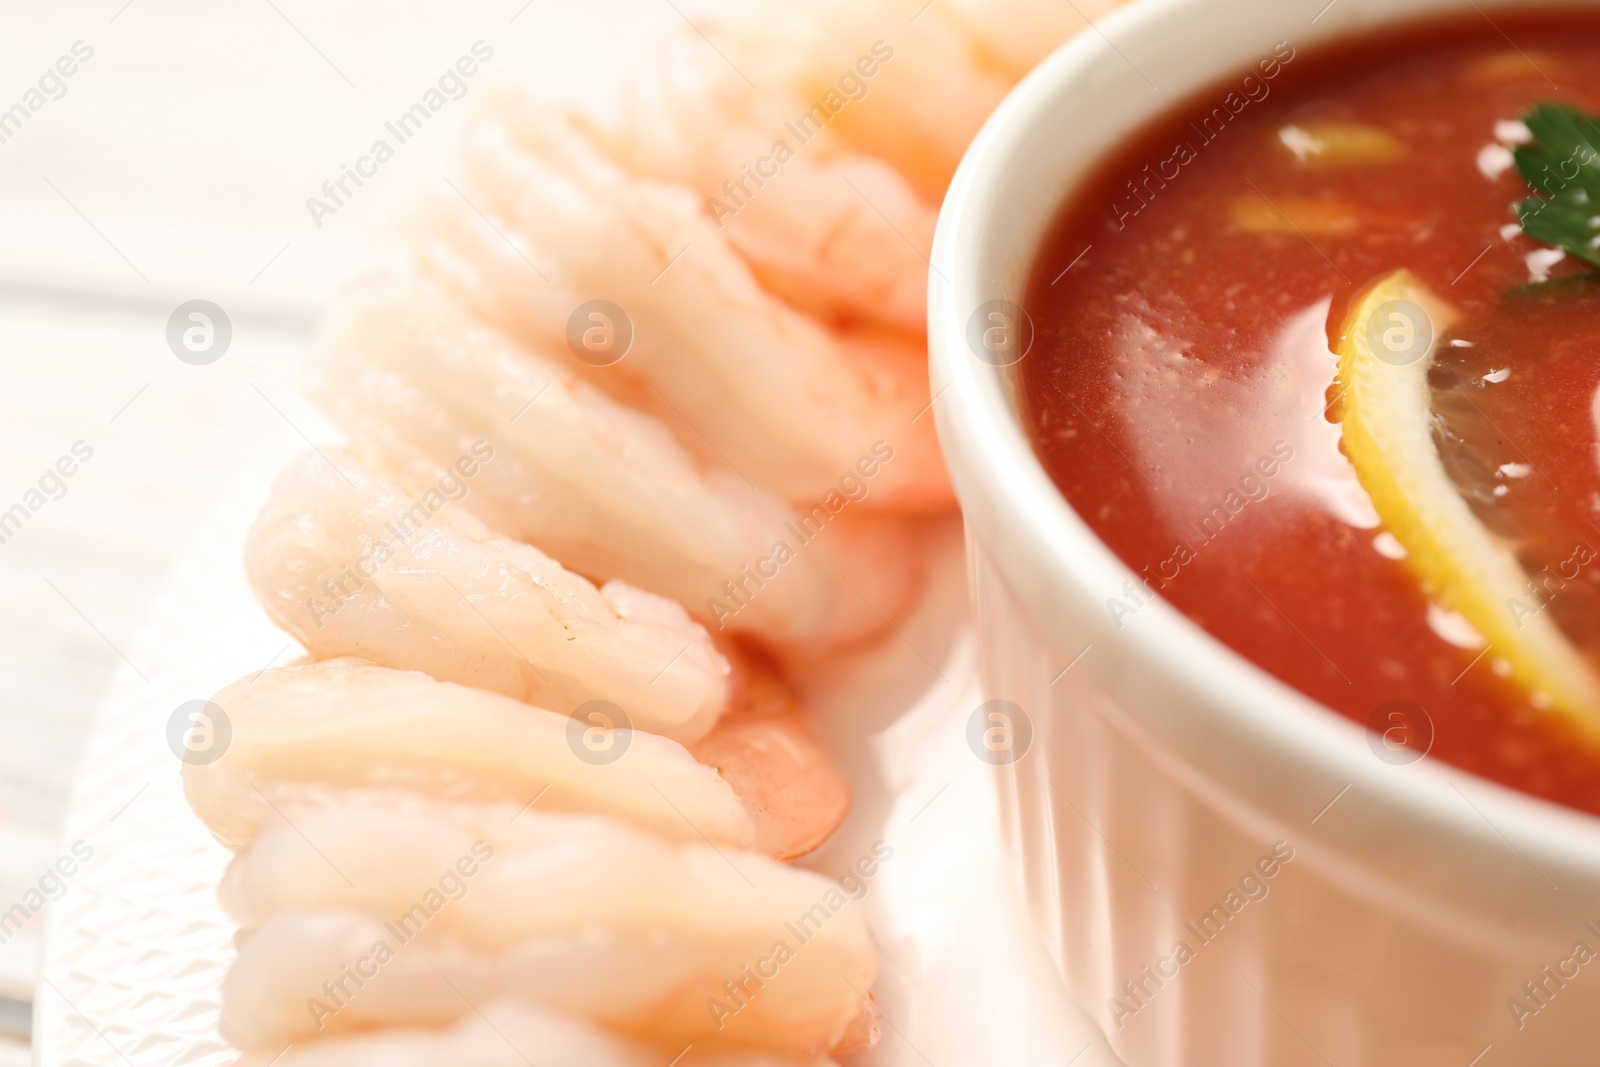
[303,276,921,647]
[219,803,876,1055]
[711,0,1009,200]
[444,102,952,511]
[694,640,850,861]
[189,653,853,860]
[184,658,753,852]
[560,40,936,335]
[244,448,728,744]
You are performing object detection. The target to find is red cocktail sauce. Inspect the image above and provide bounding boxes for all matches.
[1023,10,1600,812]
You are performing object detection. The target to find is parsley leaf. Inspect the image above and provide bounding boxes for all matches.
[1514,103,1600,268]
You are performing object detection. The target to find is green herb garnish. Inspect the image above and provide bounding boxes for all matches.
[1514,103,1600,268]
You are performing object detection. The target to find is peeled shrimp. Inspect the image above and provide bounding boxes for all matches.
[384,189,679,427]
[219,803,878,1055]
[304,276,920,646]
[444,103,951,511]
[396,175,931,482]
[711,0,1010,200]
[184,658,753,852]
[695,642,849,861]
[244,448,729,744]
[555,40,935,335]
[233,999,837,1067]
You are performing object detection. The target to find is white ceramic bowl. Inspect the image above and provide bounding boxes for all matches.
[930,1,1600,1064]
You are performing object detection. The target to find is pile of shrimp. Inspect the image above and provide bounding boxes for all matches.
[183,2,1114,1062]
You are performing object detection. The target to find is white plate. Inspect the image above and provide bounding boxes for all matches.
[35,476,1125,1066]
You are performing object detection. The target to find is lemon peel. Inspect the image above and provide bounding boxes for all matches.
[1278,122,1407,166]
[1336,269,1600,734]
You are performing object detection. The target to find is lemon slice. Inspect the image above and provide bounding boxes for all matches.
[1337,269,1600,733]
